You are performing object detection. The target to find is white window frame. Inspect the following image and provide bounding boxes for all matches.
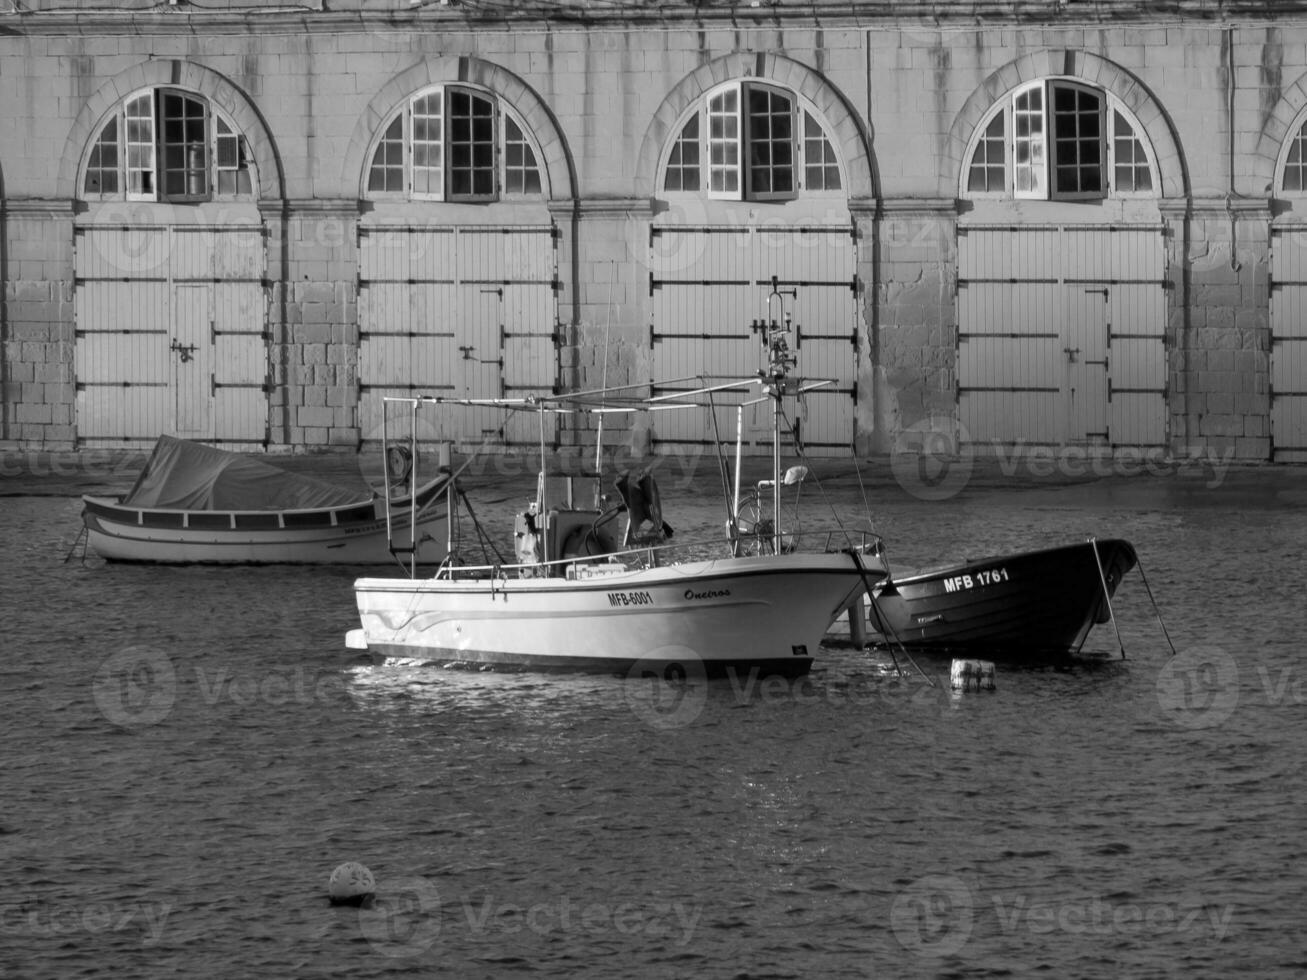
[501,106,546,198]
[962,78,1159,202]
[706,82,743,200]
[1275,105,1307,196]
[662,82,844,202]
[83,87,254,204]
[366,84,545,203]
[124,91,157,202]
[410,90,445,201]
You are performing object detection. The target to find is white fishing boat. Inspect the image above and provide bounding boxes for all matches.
[346,293,888,678]
[81,435,450,565]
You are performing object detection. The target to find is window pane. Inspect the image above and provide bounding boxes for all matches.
[125,93,155,198]
[1283,125,1307,194]
[448,88,495,201]
[745,86,794,198]
[502,114,542,196]
[411,91,442,198]
[84,114,120,196]
[966,112,1006,194]
[1050,83,1103,198]
[707,88,741,197]
[368,114,406,194]
[664,113,700,192]
[1012,88,1045,197]
[801,111,841,191]
[1111,110,1153,194]
[158,90,207,199]
[213,115,252,197]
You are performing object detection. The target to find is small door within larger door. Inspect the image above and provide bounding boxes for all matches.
[172,283,212,438]
[1063,286,1108,445]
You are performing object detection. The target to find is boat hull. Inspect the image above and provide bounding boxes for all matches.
[351,552,878,677]
[81,483,449,565]
[865,539,1138,658]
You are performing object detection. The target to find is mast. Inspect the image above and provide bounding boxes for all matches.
[756,277,796,555]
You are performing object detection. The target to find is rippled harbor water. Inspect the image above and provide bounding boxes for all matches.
[2,471,1306,978]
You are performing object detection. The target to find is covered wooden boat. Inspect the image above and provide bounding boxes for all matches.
[864,538,1138,658]
[81,436,449,564]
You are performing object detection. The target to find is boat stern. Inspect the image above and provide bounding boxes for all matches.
[345,628,370,651]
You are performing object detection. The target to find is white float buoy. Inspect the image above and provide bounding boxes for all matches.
[328,862,376,906]
[950,659,996,692]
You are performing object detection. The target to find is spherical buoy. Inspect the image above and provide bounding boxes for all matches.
[328,862,376,907]
[950,659,996,692]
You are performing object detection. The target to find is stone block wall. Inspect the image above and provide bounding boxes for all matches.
[1,204,75,448]
[864,201,958,455]
[263,203,361,448]
[4,7,1307,458]
[1167,204,1273,459]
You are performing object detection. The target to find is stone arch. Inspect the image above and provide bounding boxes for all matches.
[635,52,876,200]
[946,49,1187,200]
[1256,72,1307,194]
[58,60,283,201]
[341,56,575,201]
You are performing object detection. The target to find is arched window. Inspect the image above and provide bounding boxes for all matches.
[660,80,843,201]
[963,79,1157,201]
[1277,111,1307,194]
[82,88,255,202]
[365,85,544,202]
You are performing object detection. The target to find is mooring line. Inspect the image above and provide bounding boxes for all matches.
[849,550,934,687]
[62,524,88,565]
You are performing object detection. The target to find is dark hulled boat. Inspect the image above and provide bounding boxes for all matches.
[864,538,1138,658]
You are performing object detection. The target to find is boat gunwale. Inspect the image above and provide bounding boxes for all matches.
[357,547,882,591]
[80,472,451,526]
[408,525,885,583]
[879,538,1138,589]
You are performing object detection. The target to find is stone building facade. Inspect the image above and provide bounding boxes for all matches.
[1,0,1304,460]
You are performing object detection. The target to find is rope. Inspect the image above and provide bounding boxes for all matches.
[63,523,89,564]
[849,549,934,687]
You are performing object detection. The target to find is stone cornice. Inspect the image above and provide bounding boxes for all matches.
[259,198,364,218]
[9,1,1307,36]
[549,198,657,219]
[1159,196,1274,218]
[877,197,961,218]
[0,198,77,218]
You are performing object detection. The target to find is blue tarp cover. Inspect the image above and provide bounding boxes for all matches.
[122,436,371,511]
